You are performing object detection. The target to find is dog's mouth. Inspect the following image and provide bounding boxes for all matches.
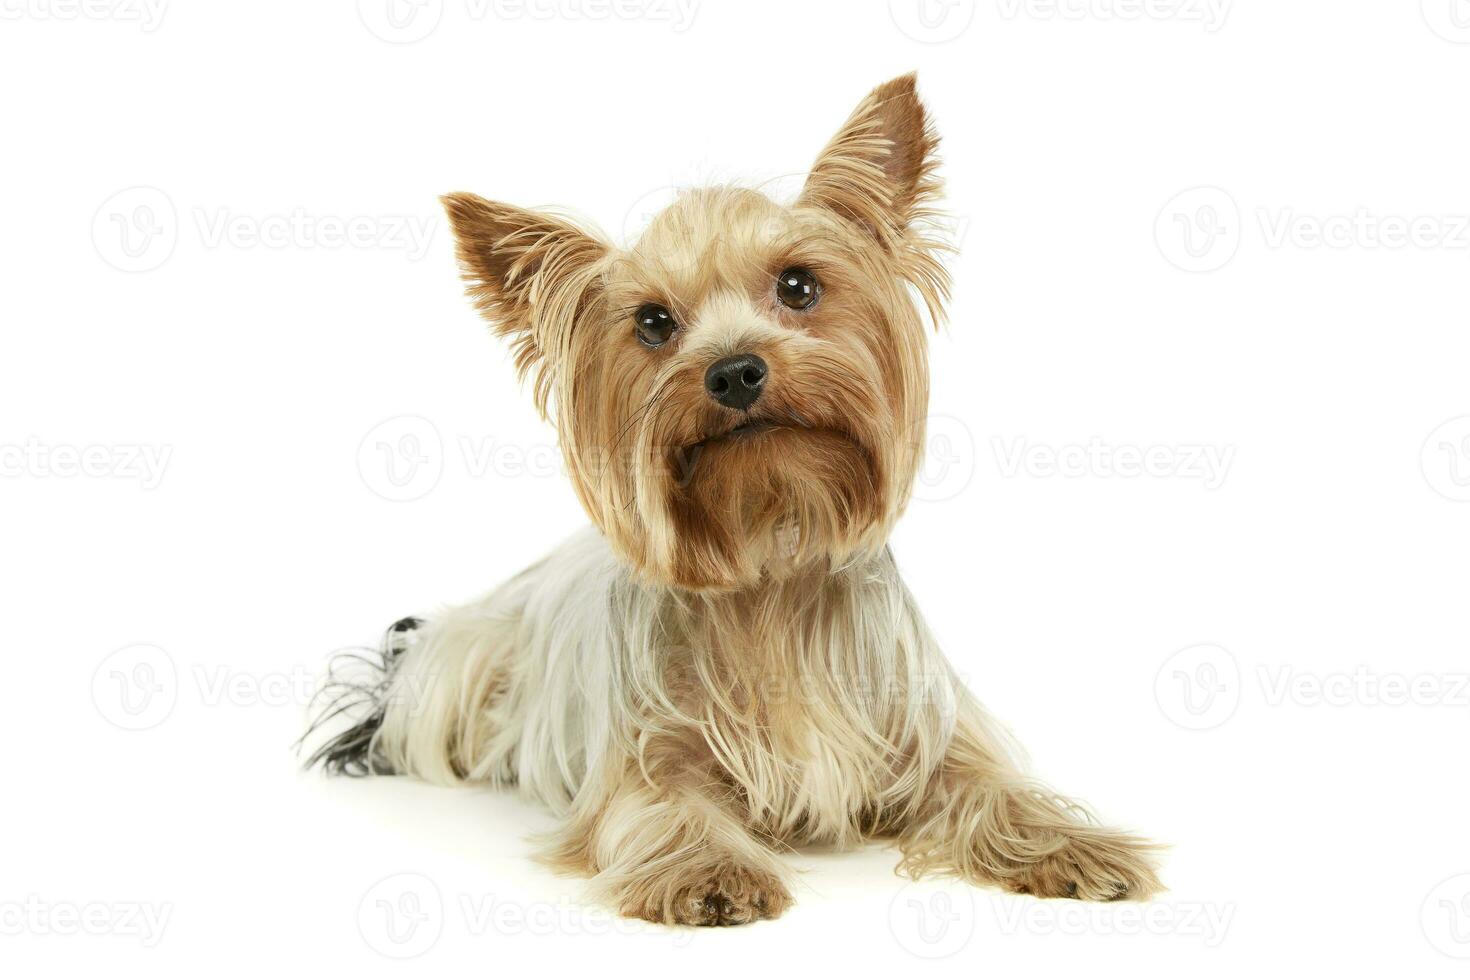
[673,419,782,488]
[673,416,863,489]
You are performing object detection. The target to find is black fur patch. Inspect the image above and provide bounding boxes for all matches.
[299,617,422,776]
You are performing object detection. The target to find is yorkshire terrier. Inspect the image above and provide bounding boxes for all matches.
[306,74,1161,926]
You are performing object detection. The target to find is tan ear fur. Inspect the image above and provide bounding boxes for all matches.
[798,73,950,325]
[441,192,610,413]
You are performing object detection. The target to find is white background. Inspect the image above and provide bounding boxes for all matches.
[3,0,1469,975]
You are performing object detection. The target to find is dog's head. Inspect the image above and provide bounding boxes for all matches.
[443,74,949,591]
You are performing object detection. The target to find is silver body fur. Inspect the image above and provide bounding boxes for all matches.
[308,74,1161,925]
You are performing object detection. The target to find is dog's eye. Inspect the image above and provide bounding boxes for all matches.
[634,304,676,347]
[776,267,820,310]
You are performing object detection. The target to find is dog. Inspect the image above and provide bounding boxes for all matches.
[305,74,1161,926]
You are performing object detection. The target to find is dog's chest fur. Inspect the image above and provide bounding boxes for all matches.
[406,530,960,844]
[493,530,961,844]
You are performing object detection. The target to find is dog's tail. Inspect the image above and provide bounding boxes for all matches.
[299,616,424,776]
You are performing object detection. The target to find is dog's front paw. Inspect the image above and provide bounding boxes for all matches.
[618,862,792,926]
[1004,830,1162,902]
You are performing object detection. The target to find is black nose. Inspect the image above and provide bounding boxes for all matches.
[704,354,767,410]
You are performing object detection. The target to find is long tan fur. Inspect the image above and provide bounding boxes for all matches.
[314,74,1161,926]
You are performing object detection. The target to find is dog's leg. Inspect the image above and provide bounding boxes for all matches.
[897,708,1163,901]
[543,756,793,927]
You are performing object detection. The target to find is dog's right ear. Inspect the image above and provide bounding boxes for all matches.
[441,192,610,413]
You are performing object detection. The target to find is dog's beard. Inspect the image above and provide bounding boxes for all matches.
[631,398,889,590]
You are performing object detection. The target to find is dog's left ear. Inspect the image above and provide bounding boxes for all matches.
[799,73,949,320]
